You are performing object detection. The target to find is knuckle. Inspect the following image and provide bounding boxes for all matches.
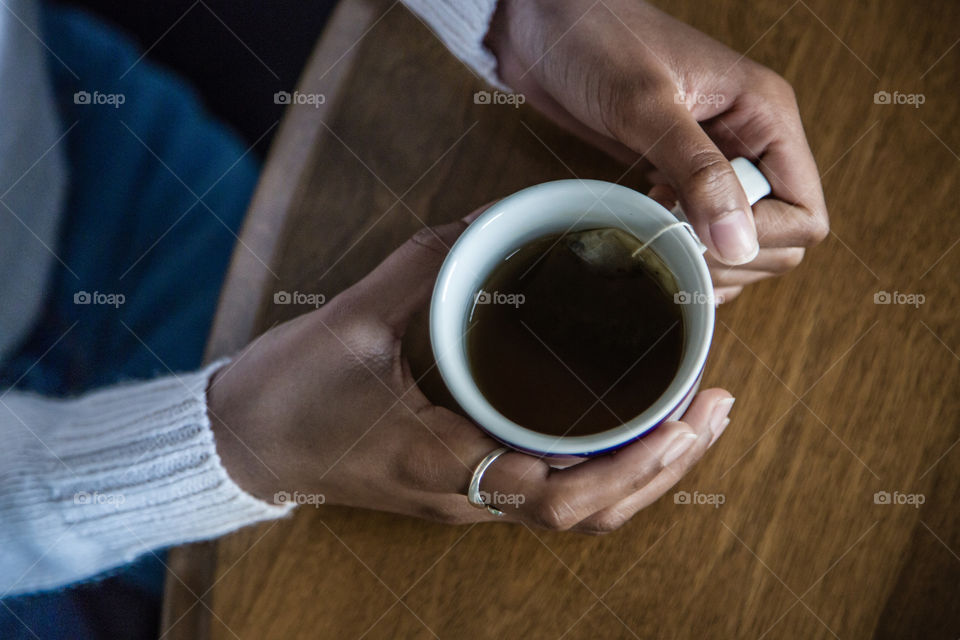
[588,513,629,535]
[341,320,396,370]
[409,226,453,258]
[323,297,393,345]
[304,306,396,383]
[741,70,801,135]
[531,493,579,531]
[770,73,796,102]
[780,247,806,270]
[753,68,796,103]
[802,208,830,245]
[686,153,738,203]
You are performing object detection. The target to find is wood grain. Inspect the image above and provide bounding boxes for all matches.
[162,0,960,638]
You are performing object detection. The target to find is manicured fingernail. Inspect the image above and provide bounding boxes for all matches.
[711,397,735,431]
[709,210,759,264]
[662,432,698,466]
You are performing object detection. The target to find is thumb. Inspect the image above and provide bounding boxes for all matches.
[641,106,759,264]
[347,205,492,333]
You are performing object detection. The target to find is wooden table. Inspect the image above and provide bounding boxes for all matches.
[162,0,960,637]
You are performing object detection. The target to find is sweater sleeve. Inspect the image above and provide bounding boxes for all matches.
[401,0,508,90]
[0,360,293,596]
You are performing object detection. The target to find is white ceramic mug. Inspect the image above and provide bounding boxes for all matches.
[430,158,771,459]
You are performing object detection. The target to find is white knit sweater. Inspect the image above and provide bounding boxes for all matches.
[0,0,500,596]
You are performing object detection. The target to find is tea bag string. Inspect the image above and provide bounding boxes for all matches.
[630,221,700,257]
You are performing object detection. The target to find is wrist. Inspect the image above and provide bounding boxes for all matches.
[484,0,525,89]
[483,0,573,92]
[206,364,281,504]
[484,0,510,57]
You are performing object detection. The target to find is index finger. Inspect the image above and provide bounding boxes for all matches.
[751,134,830,247]
[704,88,829,248]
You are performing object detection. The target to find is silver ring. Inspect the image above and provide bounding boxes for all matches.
[467,446,510,516]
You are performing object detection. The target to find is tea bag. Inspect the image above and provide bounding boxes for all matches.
[564,226,685,294]
[511,227,687,369]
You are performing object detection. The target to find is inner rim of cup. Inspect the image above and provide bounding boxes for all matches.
[431,179,714,455]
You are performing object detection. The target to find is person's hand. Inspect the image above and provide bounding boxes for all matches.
[485,0,829,300]
[207,212,735,533]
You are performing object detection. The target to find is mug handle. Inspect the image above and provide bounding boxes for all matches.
[670,157,772,253]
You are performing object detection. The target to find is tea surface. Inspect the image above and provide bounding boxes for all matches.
[466,231,684,437]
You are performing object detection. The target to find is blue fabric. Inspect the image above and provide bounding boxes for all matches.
[0,4,260,639]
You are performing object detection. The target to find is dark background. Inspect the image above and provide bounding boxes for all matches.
[73,0,341,154]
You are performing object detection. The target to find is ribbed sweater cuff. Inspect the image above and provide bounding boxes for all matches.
[402,0,509,90]
[0,360,293,595]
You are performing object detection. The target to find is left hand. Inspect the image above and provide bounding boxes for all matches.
[485,0,829,300]
[208,210,735,533]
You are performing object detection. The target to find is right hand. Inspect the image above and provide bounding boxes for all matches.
[486,0,829,299]
[207,213,735,533]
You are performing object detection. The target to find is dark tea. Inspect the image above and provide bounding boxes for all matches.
[466,230,684,437]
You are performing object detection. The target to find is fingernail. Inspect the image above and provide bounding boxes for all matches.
[706,397,735,447]
[709,418,730,448]
[661,432,698,466]
[710,397,735,435]
[709,210,759,264]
